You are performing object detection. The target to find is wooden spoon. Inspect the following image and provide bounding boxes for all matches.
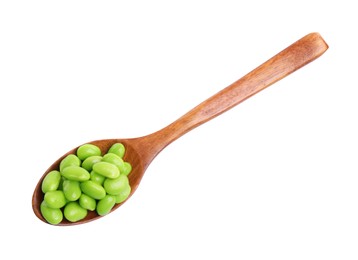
[32,32,328,225]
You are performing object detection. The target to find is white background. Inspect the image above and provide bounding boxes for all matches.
[0,1,357,259]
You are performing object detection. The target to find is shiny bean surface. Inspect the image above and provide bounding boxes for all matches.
[121,162,132,176]
[77,144,101,161]
[102,153,124,172]
[108,143,125,158]
[104,175,129,195]
[44,190,66,208]
[80,180,106,200]
[61,166,90,181]
[79,194,96,211]
[59,154,81,172]
[114,184,131,204]
[41,170,61,193]
[82,155,102,171]
[62,180,81,201]
[96,195,116,216]
[90,170,106,185]
[92,161,120,179]
[40,201,63,225]
[64,201,87,222]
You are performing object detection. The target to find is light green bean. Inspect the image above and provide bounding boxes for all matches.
[79,194,96,211]
[59,154,81,172]
[41,170,61,193]
[64,201,87,222]
[114,183,131,204]
[92,161,120,179]
[40,201,63,225]
[108,143,125,158]
[96,195,116,216]
[62,180,81,201]
[44,190,66,209]
[61,166,90,181]
[82,155,102,171]
[77,144,101,161]
[104,174,129,195]
[80,180,106,200]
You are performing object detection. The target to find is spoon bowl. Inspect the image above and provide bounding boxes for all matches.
[32,138,145,225]
[32,33,329,225]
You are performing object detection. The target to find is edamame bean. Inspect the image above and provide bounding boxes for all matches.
[90,170,105,185]
[121,162,132,176]
[77,144,101,161]
[108,143,125,158]
[41,170,61,193]
[44,190,66,209]
[61,166,90,181]
[80,180,106,200]
[114,184,131,204]
[82,155,102,171]
[62,180,81,201]
[103,174,129,195]
[92,161,120,179]
[64,201,87,222]
[79,194,96,211]
[102,153,124,172]
[40,201,63,225]
[96,195,116,216]
[59,154,81,172]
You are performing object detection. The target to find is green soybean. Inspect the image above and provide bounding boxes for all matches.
[59,154,81,172]
[102,153,124,172]
[40,201,63,225]
[64,202,87,222]
[77,144,101,161]
[108,143,125,158]
[114,184,131,204]
[79,194,96,211]
[44,190,66,209]
[96,195,116,216]
[104,174,129,195]
[90,170,106,185]
[82,155,102,171]
[41,170,61,193]
[61,166,90,181]
[121,162,132,176]
[62,180,81,201]
[80,180,106,200]
[93,161,120,179]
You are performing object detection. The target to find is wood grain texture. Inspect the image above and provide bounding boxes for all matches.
[32,33,328,225]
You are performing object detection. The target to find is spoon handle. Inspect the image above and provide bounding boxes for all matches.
[139,33,328,164]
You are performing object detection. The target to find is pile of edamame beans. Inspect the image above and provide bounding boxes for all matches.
[40,143,132,224]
